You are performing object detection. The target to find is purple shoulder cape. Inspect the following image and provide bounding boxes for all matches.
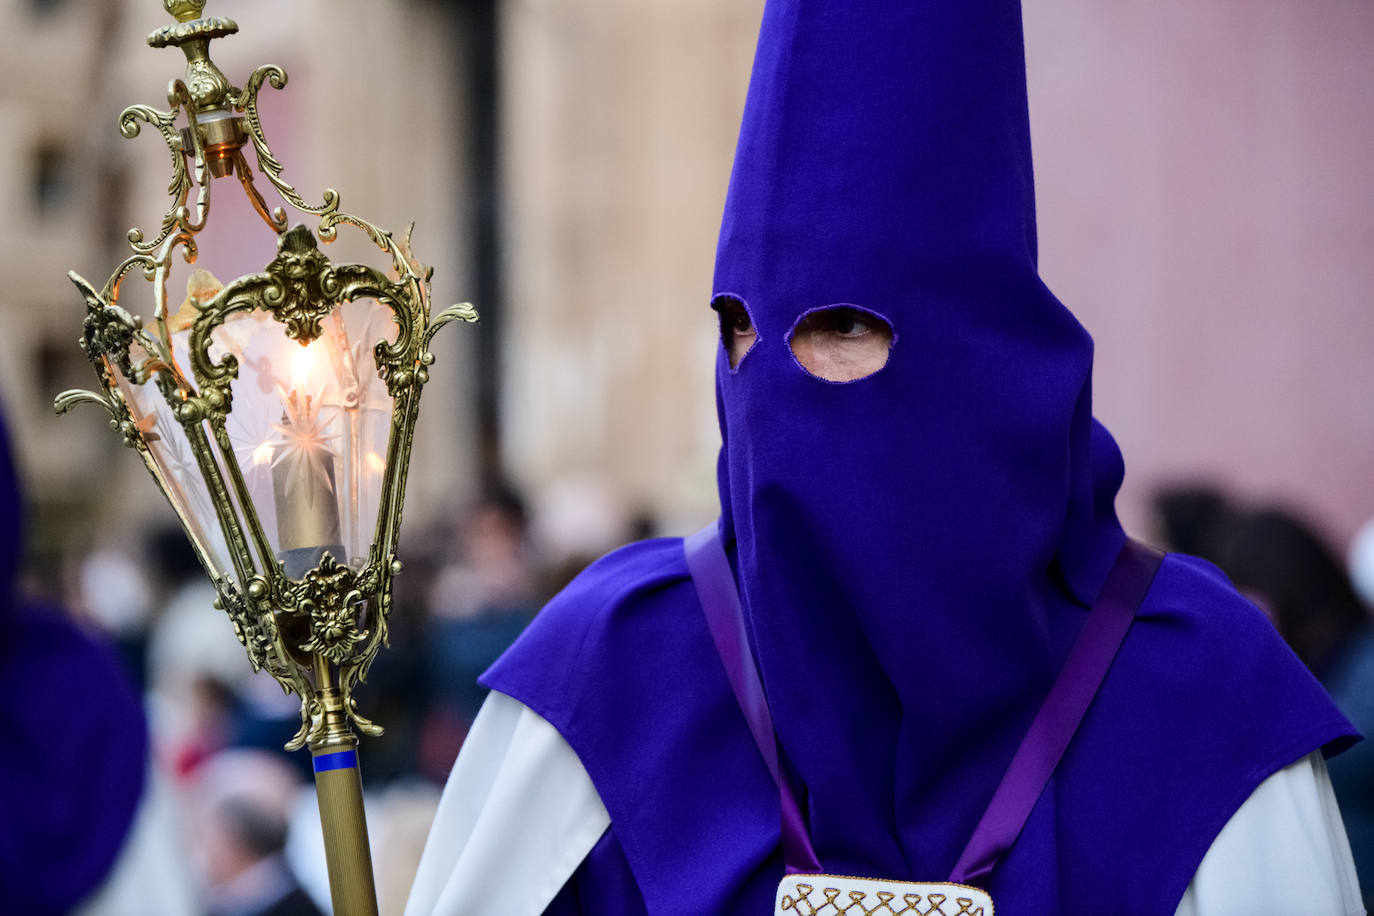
[0,401,148,913]
[0,604,149,913]
[482,539,1354,914]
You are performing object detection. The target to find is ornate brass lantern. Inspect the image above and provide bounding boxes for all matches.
[53,2,476,912]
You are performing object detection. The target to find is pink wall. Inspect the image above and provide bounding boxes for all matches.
[1025,1,1374,548]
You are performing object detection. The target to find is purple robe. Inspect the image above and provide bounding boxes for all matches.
[485,1,1356,912]
[0,412,148,913]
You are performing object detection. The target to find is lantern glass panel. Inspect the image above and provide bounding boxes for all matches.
[210,299,397,578]
[114,362,235,577]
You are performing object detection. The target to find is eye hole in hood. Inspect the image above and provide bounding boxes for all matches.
[788,305,895,383]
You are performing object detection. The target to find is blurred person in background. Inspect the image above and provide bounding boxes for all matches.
[355,514,452,786]
[419,488,539,780]
[192,749,323,916]
[1152,484,1236,566]
[1348,517,1374,612]
[530,475,633,600]
[0,407,195,914]
[144,525,255,779]
[77,546,156,692]
[1217,507,1373,678]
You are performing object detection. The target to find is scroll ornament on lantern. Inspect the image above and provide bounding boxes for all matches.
[54,0,478,751]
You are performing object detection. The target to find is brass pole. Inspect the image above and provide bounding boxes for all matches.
[310,654,380,916]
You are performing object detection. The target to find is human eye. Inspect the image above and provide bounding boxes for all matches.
[711,296,757,369]
[726,307,754,335]
[825,309,874,338]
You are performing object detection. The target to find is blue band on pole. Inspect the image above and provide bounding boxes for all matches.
[313,750,359,773]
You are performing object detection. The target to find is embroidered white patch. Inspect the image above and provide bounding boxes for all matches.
[776,874,994,916]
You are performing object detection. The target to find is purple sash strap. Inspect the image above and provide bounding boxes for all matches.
[948,538,1164,886]
[685,524,1163,886]
[684,524,823,874]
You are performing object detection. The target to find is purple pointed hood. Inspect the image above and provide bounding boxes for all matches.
[711,0,1354,899]
[714,0,1120,617]
[714,0,1126,878]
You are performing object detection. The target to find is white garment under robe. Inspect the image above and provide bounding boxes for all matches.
[406,691,1365,916]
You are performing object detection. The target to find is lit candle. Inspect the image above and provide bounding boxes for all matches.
[271,341,345,578]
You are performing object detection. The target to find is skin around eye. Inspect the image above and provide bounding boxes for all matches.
[713,300,757,368]
[790,307,893,382]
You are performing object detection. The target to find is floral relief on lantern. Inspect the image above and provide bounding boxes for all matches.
[296,555,370,666]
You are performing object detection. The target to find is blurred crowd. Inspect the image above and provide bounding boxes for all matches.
[47,478,655,915]
[19,476,1374,913]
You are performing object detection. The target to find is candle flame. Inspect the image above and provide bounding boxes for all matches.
[251,441,274,467]
[290,343,318,393]
[365,452,386,475]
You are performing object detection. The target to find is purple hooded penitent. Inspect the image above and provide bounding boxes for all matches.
[0,410,148,913]
[485,1,1356,913]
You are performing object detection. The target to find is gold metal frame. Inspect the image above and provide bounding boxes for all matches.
[53,3,476,912]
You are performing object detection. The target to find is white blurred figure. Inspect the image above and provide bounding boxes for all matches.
[79,547,154,664]
[532,475,630,568]
[531,474,632,597]
[74,768,198,916]
[143,527,254,778]
[1348,516,1374,611]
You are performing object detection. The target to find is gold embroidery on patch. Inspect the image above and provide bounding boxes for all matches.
[779,875,991,915]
